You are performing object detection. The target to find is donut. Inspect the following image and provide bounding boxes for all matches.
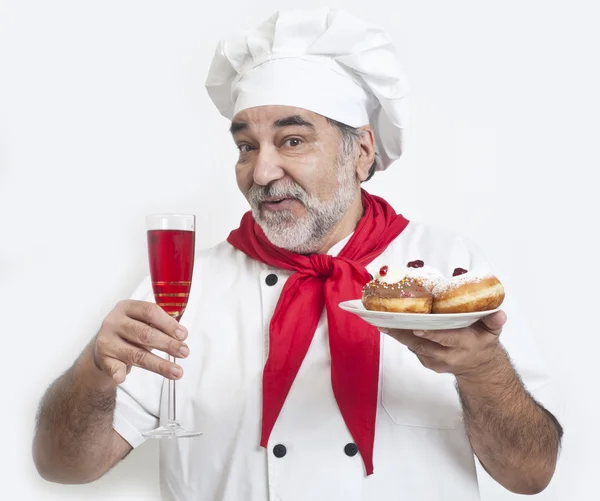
[432,268,505,314]
[362,265,432,313]
[403,260,444,291]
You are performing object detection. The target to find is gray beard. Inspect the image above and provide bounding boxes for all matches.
[248,161,358,254]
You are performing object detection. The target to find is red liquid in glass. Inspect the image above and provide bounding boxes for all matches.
[147,229,195,321]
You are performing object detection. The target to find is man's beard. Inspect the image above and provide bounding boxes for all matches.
[247,160,359,254]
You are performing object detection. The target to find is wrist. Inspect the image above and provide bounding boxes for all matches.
[455,345,510,386]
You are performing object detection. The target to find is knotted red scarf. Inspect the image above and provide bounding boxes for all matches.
[227,190,409,475]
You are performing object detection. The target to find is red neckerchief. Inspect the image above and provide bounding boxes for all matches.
[227,190,409,475]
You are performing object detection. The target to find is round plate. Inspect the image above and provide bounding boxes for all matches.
[338,300,501,330]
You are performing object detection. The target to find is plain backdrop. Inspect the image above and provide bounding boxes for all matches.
[1,0,598,499]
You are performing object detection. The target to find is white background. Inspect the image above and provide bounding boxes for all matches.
[1,0,598,499]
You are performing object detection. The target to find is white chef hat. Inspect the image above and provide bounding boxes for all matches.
[205,8,409,171]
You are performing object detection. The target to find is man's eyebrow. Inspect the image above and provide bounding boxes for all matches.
[273,115,315,129]
[229,121,248,135]
[229,115,314,135]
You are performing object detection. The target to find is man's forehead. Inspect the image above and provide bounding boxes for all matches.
[231,105,322,126]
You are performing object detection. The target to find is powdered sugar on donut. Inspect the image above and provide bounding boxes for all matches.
[403,265,444,289]
[432,272,495,295]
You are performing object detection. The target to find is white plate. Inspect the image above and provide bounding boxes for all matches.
[338,300,501,330]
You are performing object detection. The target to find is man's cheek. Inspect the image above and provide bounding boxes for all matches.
[235,168,253,196]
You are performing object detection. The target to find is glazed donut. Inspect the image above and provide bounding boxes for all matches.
[432,268,505,314]
[362,265,432,313]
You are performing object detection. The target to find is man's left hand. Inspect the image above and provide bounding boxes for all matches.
[381,310,508,378]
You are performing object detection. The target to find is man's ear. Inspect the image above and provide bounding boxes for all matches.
[356,126,375,182]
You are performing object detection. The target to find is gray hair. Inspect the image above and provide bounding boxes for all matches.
[326,118,377,182]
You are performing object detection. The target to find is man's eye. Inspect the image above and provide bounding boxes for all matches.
[285,138,302,147]
[237,144,253,153]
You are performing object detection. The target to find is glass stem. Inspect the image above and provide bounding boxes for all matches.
[168,355,177,424]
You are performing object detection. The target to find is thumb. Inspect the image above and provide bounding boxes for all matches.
[102,357,128,384]
[479,310,507,335]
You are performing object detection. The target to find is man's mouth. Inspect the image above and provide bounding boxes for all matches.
[261,197,301,211]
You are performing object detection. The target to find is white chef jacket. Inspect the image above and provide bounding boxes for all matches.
[113,221,558,501]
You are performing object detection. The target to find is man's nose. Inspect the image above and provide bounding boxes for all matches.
[252,146,285,186]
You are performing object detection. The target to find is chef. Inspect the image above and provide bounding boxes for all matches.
[33,8,562,501]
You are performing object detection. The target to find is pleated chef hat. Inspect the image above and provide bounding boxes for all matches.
[205,8,409,171]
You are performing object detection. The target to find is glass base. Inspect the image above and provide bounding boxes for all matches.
[142,421,203,439]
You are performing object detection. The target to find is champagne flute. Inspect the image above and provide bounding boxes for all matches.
[142,214,202,439]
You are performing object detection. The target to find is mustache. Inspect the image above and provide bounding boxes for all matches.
[248,181,309,207]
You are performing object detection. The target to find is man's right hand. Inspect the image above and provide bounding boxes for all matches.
[92,300,189,384]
